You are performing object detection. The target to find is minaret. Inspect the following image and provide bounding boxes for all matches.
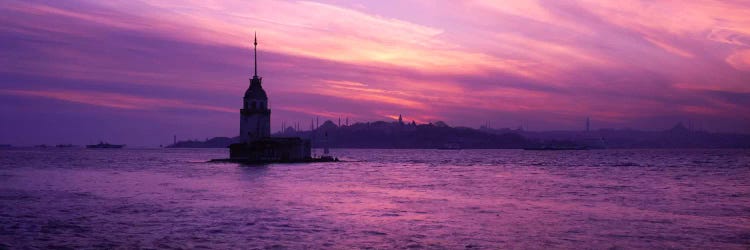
[240,32,271,143]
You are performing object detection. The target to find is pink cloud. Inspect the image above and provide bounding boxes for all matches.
[726,50,750,72]
[301,80,429,110]
[0,89,234,113]
[643,37,695,58]
[2,0,750,140]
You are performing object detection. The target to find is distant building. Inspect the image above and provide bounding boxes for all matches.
[229,33,311,162]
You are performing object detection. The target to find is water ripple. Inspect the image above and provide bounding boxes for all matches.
[0,148,748,248]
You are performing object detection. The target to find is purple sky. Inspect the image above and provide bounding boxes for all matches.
[1,0,749,146]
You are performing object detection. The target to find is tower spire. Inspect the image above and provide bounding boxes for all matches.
[253,32,258,77]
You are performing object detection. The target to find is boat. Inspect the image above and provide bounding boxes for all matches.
[437,143,461,150]
[86,142,125,149]
[316,155,338,162]
[523,145,588,151]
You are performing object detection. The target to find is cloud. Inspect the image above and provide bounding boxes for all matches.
[76,0,515,75]
[0,89,234,113]
[573,0,750,37]
[726,50,750,72]
[304,80,429,110]
[471,0,592,34]
[643,37,694,58]
[2,0,750,146]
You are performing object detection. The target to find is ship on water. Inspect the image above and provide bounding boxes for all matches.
[86,142,125,149]
[437,143,461,150]
[522,145,588,151]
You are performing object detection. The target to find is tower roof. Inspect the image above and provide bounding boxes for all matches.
[245,76,267,100]
[245,32,267,100]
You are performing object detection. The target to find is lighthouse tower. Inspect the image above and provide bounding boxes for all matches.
[240,33,271,143]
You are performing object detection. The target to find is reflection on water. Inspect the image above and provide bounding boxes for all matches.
[1,148,749,248]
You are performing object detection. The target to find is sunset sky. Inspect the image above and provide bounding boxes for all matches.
[1,0,749,146]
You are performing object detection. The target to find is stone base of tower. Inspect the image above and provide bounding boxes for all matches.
[224,137,313,163]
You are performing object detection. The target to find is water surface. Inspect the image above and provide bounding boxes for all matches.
[1,148,749,248]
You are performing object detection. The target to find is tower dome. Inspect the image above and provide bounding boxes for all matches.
[244,76,267,100]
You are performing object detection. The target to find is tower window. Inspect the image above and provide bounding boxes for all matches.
[252,101,257,109]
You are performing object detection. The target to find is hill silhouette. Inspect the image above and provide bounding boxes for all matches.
[168,121,750,149]
[169,120,526,149]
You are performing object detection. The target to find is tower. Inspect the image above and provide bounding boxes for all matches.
[240,33,271,143]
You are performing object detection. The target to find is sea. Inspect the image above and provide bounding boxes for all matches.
[0,148,748,249]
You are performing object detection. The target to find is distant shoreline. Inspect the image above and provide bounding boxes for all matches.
[8,121,748,149]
